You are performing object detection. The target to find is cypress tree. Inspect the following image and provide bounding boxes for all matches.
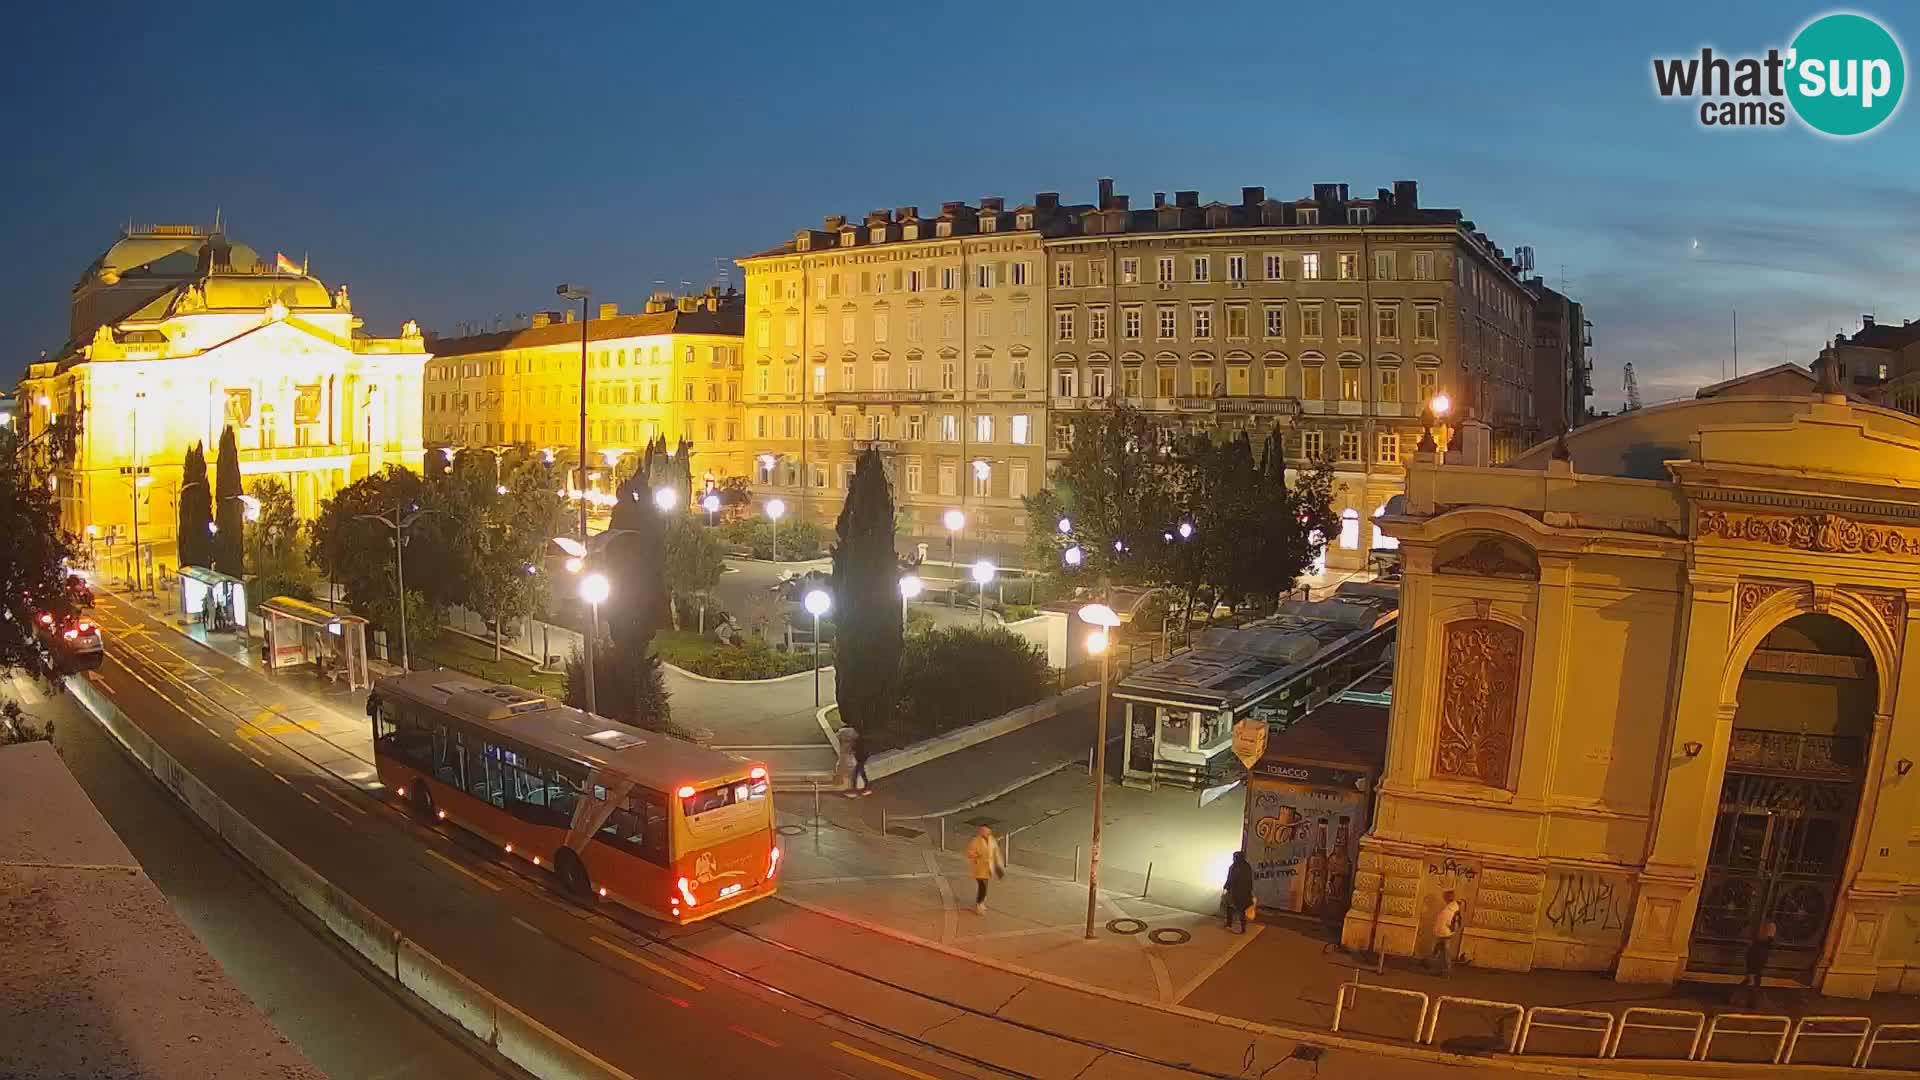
[213,425,245,575]
[177,443,212,568]
[830,448,903,741]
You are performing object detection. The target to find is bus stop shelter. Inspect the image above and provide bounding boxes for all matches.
[255,596,370,691]
[177,566,248,633]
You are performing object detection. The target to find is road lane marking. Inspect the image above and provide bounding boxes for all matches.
[328,809,354,827]
[653,991,691,1008]
[728,1024,781,1048]
[319,786,366,817]
[512,915,545,937]
[301,792,323,806]
[274,774,291,786]
[590,935,706,991]
[831,1042,942,1080]
[428,849,504,892]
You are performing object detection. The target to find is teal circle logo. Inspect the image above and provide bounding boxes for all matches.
[1787,13,1906,136]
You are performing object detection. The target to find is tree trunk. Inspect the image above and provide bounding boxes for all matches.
[494,606,503,662]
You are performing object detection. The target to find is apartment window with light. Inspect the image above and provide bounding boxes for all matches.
[1119,258,1139,284]
[905,460,923,493]
[1263,253,1284,281]
[1056,261,1074,288]
[906,413,924,441]
[1090,307,1108,341]
[1413,252,1434,280]
[1088,260,1107,287]
[972,463,991,497]
[1192,366,1215,397]
[1010,358,1027,389]
[1055,307,1074,342]
[1417,369,1438,402]
[975,413,994,443]
[1301,304,1323,339]
[980,215,997,234]
[1377,432,1400,464]
[1226,305,1249,339]
[976,362,991,391]
[1191,256,1210,282]
[1263,364,1287,397]
[976,264,994,289]
[1337,253,1358,280]
[1374,252,1394,281]
[1192,305,1213,340]
[1012,261,1030,286]
[1338,305,1360,339]
[1157,366,1176,397]
[940,361,956,390]
[1379,367,1399,402]
[940,413,958,441]
[1122,367,1141,398]
[1010,414,1030,445]
[1340,366,1361,401]
[813,366,826,394]
[1090,367,1110,399]
[1298,207,1320,225]
[1339,429,1361,461]
[1301,252,1321,280]
[1122,306,1142,341]
[1056,368,1079,398]
[1157,306,1176,340]
[1155,256,1174,283]
[1303,364,1324,399]
[907,269,923,292]
[873,272,888,295]
[939,463,957,496]
[1376,305,1399,341]
[1227,254,1246,282]
[868,415,884,440]
[1415,305,1438,341]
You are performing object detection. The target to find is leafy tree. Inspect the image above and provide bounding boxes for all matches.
[456,453,567,659]
[714,475,753,522]
[663,515,725,630]
[308,466,461,663]
[423,447,450,481]
[213,426,244,576]
[177,442,212,568]
[244,478,313,601]
[830,449,903,739]
[563,466,671,728]
[0,426,80,677]
[1022,399,1180,584]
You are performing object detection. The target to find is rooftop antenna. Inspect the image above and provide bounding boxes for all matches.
[213,206,224,233]
[1732,309,1739,378]
[711,257,732,292]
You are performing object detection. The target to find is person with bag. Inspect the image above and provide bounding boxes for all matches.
[965,825,1004,914]
[1222,850,1255,933]
[1429,889,1463,974]
[845,727,873,797]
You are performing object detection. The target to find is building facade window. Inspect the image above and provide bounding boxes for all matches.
[1157,306,1177,340]
[1376,305,1399,341]
[1303,364,1323,399]
[1012,261,1030,286]
[1340,366,1362,401]
[941,361,956,390]
[1089,259,1107,287]
[1227,254,1246,282]
[975,413,994,443]
[1415,305,1439,341]
[1120,258,1139,284]
[1090,306,1108,341]
[1226,305,1249,339]
[1055,368,1079,398]
[1301,252,1321,280]
[1157,256,1176,283]
[1301,304,1323,339]
[1379,366,1399,402]
[1301,429,1324,459]
[1010,414,1030,445]
[1056,261,1074,287]
[1090,367,1110,398]
[1337,304,1360,340]
[1374,252,1394,280]
[1157,366,1176,398]
[1348,206,1373,225]
[1417,368,1438,402]
[1192,305,1213,340]
[1264,303,1286,339]
[1055,308,1075,342]
[1414,252,1435,280]
[1010,358,1027,388]
[1339,429,1361,461]
[1263,364,1287,397]
[1122,367,1142,398]
[905,460,923,493]
[1337,253,1358,280]
[1123,306,1142,341]
[1264,253,1284,280]
[1192,367,1215,397]
[1338,507,1361,547]
[1190,255,1210,282]
[1377,432,1400,464]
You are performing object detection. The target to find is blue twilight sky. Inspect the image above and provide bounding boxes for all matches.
[3,0,1915,409]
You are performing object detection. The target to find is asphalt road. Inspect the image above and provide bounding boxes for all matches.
[83,594,989,1080]
[15,672,514,1080]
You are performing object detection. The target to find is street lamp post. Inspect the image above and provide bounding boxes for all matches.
[357,505,440,671]
[1078,601,1122,940]
[943,509,965,606]
[898,574,922,628]
[971,559,996,629]
[804,588,831,707]
[702,492,721,526]
[578,571,610,716]
[766,498,786,562]
[556,283,591,544]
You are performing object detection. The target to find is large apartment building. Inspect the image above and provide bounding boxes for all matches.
[1527,280,1592,436]
[737,199,1061,552]
[423,288,746,487]
[738,179,1554,566]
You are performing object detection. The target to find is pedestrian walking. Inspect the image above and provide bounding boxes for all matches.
[1741,920,1777,1005]
[965,825,1004,914]
[1429,889,1463,974]
[845,728,872,797]
[1222,850,1255,933]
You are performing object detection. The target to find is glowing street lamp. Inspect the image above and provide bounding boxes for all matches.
[579,572,610,716]
[803,588,831,706]
[1077,601,1123,940]
[765,497,786,561]
[898,574,922,625]
[1058,516,1073,535]
[971,559,996,628]
[653,486,678,513]
[1063,545,1084,568]
[702,491,721,525]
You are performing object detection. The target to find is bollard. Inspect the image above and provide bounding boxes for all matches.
[1074,844,1082,884]
[882,807,889,837]
[812,783,822,831]
[1088,746,1094,777]
[939,817,947,851]
[1142,861,1153,898]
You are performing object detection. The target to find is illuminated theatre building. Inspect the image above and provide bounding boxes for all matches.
[1344,372,1920,997]
[17,224,427,564]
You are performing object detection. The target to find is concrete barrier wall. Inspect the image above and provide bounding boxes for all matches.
[866,681,1098,781]
[67,673,633,1080]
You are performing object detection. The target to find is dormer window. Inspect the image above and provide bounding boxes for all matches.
[903,224,920,241]
[1016,213,1034,230]
[797,235,812,251]
[870,227,887,243]
[980,215,998,233]
[840,231,857,247]
[936,221,953,237]
[1348,207,1373,225]
[1298,207,1320,225]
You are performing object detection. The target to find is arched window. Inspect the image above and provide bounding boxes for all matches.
[1372,505,1399,551]
[1339,508,1361,549]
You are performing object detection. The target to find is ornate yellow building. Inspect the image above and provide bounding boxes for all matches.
[18,225,427,566]
[1346,378,1920,998]
[422,289,745,488]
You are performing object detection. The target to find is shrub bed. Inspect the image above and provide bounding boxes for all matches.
[879,626,1050,751]
[652,630,831,680]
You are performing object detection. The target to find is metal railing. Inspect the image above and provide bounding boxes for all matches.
[1701,1012,1791,1064]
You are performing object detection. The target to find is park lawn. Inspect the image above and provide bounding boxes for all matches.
[416,632,565,696]
[652,629,832,680]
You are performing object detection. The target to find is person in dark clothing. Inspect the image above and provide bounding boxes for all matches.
[1223,850,1255,933]
[846,728,872,796]
[1743,920,1776,1003]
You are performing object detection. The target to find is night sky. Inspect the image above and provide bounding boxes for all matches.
[5,1,1914,409]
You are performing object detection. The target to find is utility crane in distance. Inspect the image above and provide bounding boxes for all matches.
[1623,362,1643,411]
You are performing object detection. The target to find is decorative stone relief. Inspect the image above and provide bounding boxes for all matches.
[1850,589,1905,648]
[1480,867,1544,894]
[1735,580,1799,634]
[1436,538,1539,580]
[1699,509,1920,557]
[1433,619,1524,787]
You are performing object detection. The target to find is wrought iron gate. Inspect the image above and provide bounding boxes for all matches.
[1689,732,1864,978]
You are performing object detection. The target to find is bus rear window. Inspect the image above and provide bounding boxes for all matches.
[681,778,768,818]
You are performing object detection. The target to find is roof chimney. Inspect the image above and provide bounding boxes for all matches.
[980,196,1004,213]
[563,308,576,324]
[1241,186,1265,206]
[1174,190,1199,209]
[1036,192,1059,211]
[531,312,553,329]
[1097,178,1114,209]
[1863,314,1876,328]
[1393,180,1418,208]
[598,302,619,320]
[1153,192,1166,209]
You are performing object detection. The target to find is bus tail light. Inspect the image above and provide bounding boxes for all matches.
[505,844,514,854]
[436,809,447,820]
[597,886,608,898]
[676,784,696,798]
[768,846,782,879]
[396,786,407,798]
[533,856,542,866]
[749,766,767,781]
[62,628,78,640]
[677,876,698,907]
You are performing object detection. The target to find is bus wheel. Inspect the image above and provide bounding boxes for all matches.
[409,784,434,819]
[555,849,592,898]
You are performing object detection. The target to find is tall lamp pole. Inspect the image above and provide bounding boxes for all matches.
[1079,600,1121,940]
[578,572,610,716]
[972,559,996,629]
[358,505,439,670]
[766,497,786,562]
[943,509,965,606]
[804,588,831,707]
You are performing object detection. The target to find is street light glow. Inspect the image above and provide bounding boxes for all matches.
[702,493,721,514]
[1078,603,1121,628]
[1178,521,1194,540]
[1431,392,1452,418]
[765,498,785,522]
[971,459,990,480]
[579,572,610,606]
[1063,545,1083,567]
[899,575,923,600]
[971,559,996,585]
[1057,517,1072,535]
[944,509,965,533]
[653,486,678,512]
[564,556,583,574]
[496,484,509,495]
[1088,630,1110,655]
[552,536,587,558]
[803,588,831,617]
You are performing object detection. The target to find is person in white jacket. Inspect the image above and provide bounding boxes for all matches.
[1430,890,1463,974]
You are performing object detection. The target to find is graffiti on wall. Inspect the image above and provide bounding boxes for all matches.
[1542,871,1631,939]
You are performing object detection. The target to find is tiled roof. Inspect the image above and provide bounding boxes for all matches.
[427,306,742,357]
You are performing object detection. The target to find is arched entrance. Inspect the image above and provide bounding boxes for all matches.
[1689,613,1875,980]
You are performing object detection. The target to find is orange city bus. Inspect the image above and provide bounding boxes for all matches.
[368,670,779,922]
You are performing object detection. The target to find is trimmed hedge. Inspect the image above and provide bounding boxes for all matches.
[884,626,1050,750]
[653,630,831,680]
